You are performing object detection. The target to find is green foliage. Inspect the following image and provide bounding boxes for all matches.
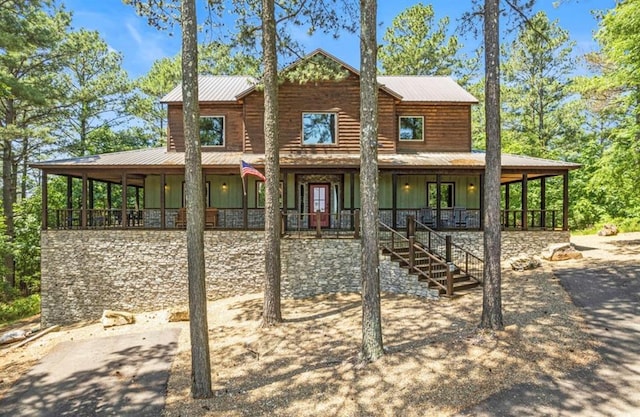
[13,197,41,293]
[501,11,580,159]
[281,53,349,84]
[379,3,465,78]
[0,294,40,324]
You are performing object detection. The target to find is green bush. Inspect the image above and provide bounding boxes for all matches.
[0,294,40,324]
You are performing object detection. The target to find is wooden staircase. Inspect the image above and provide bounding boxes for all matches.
[379,217,483,296]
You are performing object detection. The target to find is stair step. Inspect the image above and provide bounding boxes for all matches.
[439,280,480,294]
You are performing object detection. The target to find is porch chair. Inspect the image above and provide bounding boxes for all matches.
[420,207,435,227]
[176,208,187,228]
[453,207,466,228]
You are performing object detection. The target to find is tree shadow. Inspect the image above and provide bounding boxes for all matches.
[0,329,180,417]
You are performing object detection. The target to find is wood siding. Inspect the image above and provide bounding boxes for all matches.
[395,104,472,153]
[165,80,473,155]
[167,103,245,152]
[244,75,396,154]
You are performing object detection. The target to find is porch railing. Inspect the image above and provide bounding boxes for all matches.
[47,207,563,232]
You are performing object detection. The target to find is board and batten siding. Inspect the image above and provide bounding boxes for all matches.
[167,103,245,152]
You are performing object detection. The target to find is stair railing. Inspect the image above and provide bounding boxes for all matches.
[412,216,484,284]
[379,220,451,294]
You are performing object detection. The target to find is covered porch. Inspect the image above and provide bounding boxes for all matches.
[33,149,578,234]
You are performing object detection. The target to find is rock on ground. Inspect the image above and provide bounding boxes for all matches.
[541,242,583,261]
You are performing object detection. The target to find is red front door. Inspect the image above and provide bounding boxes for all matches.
[309,183,330,227]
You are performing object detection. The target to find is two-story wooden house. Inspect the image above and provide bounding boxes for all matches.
[33,50,579,326]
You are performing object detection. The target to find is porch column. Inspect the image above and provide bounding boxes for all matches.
[504,183,510,229]
[81,173,88,229]
[107,183,113,226]
[242,183,248,229]
[521,174,528,231]
[540,177,547,230]
[391,173,398,229]
[160,173,166,229]
[563,172,569,231]
[66,176,73,229]
[479,173,484,230]
[88,180,94,211]
[436,174,442,229]
[350,171,356,230]
[41,172,48,230]
[121,172,128,229]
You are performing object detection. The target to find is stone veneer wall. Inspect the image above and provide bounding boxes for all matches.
[40,230,265,326]
[446,230,570,259]
[41,229,568,326]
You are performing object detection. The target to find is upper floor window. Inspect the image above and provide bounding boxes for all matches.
[399,116,424,141]
[302,112,337,145]
[199,116,225,147]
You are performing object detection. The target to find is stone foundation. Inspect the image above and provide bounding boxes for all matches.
[40,229,569,326]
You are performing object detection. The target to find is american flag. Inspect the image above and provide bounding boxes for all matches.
[240,160,266,181]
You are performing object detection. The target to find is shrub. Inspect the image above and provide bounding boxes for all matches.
[0,294,41,324]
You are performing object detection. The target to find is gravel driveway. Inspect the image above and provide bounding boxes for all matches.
[461,232,640,416]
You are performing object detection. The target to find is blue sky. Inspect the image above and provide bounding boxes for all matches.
[62,0,616,80]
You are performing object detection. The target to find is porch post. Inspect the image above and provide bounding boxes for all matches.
[521,174,528,231]
[563,172,569,231]
[540,177,547,229]
[160,173,166,229]
[107,183,113,226]
[41,172,48,230]
[479,173,484,230]
[242,183,248,229]
[504,183,510,229]
[88,179,94,211]
[350,172,355,226]
[391,173,398,229]
[436,174,442,229]
[121,172,128,229]
[66,176,73,228]
[81,173,88,229]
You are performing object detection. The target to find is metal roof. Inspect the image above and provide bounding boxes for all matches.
[378,76,478,103]
[32,148,579,172]
[161,75,257,103]
[159,50,477,104]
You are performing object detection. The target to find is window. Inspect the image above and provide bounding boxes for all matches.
[302,112,337,145]
[399,116,424,141]
[427,182,455,208]
[256,181,284,208]
[199,116,224,147]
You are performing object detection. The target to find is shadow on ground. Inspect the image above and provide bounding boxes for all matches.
[0,328,180,417]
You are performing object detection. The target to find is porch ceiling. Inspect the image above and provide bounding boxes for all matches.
[31,148,580,184]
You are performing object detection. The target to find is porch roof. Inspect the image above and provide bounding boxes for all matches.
[32,148,580,183]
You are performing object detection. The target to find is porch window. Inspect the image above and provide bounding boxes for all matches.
[199,116,225,147]
[427,182,455,208]
[256,181,284,208]
[399,116,424,141]
[302,112,337,145]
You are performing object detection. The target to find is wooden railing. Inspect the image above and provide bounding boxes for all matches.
[281,210,360,238]
[379,221,450,294]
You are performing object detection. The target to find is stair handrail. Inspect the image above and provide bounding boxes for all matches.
[379,220,450,293]
[412,217,484,284]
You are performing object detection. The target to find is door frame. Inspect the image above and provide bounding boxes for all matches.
[309,183,330,227]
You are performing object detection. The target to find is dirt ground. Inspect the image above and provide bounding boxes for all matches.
[3,233,638,416]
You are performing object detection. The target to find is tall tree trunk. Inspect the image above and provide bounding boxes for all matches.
[181,0,213,398]
[480,0,504,330]
[20,137,29,200]
[261,0,282,326]
[3,100,16,287]
[359,0,384,362]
